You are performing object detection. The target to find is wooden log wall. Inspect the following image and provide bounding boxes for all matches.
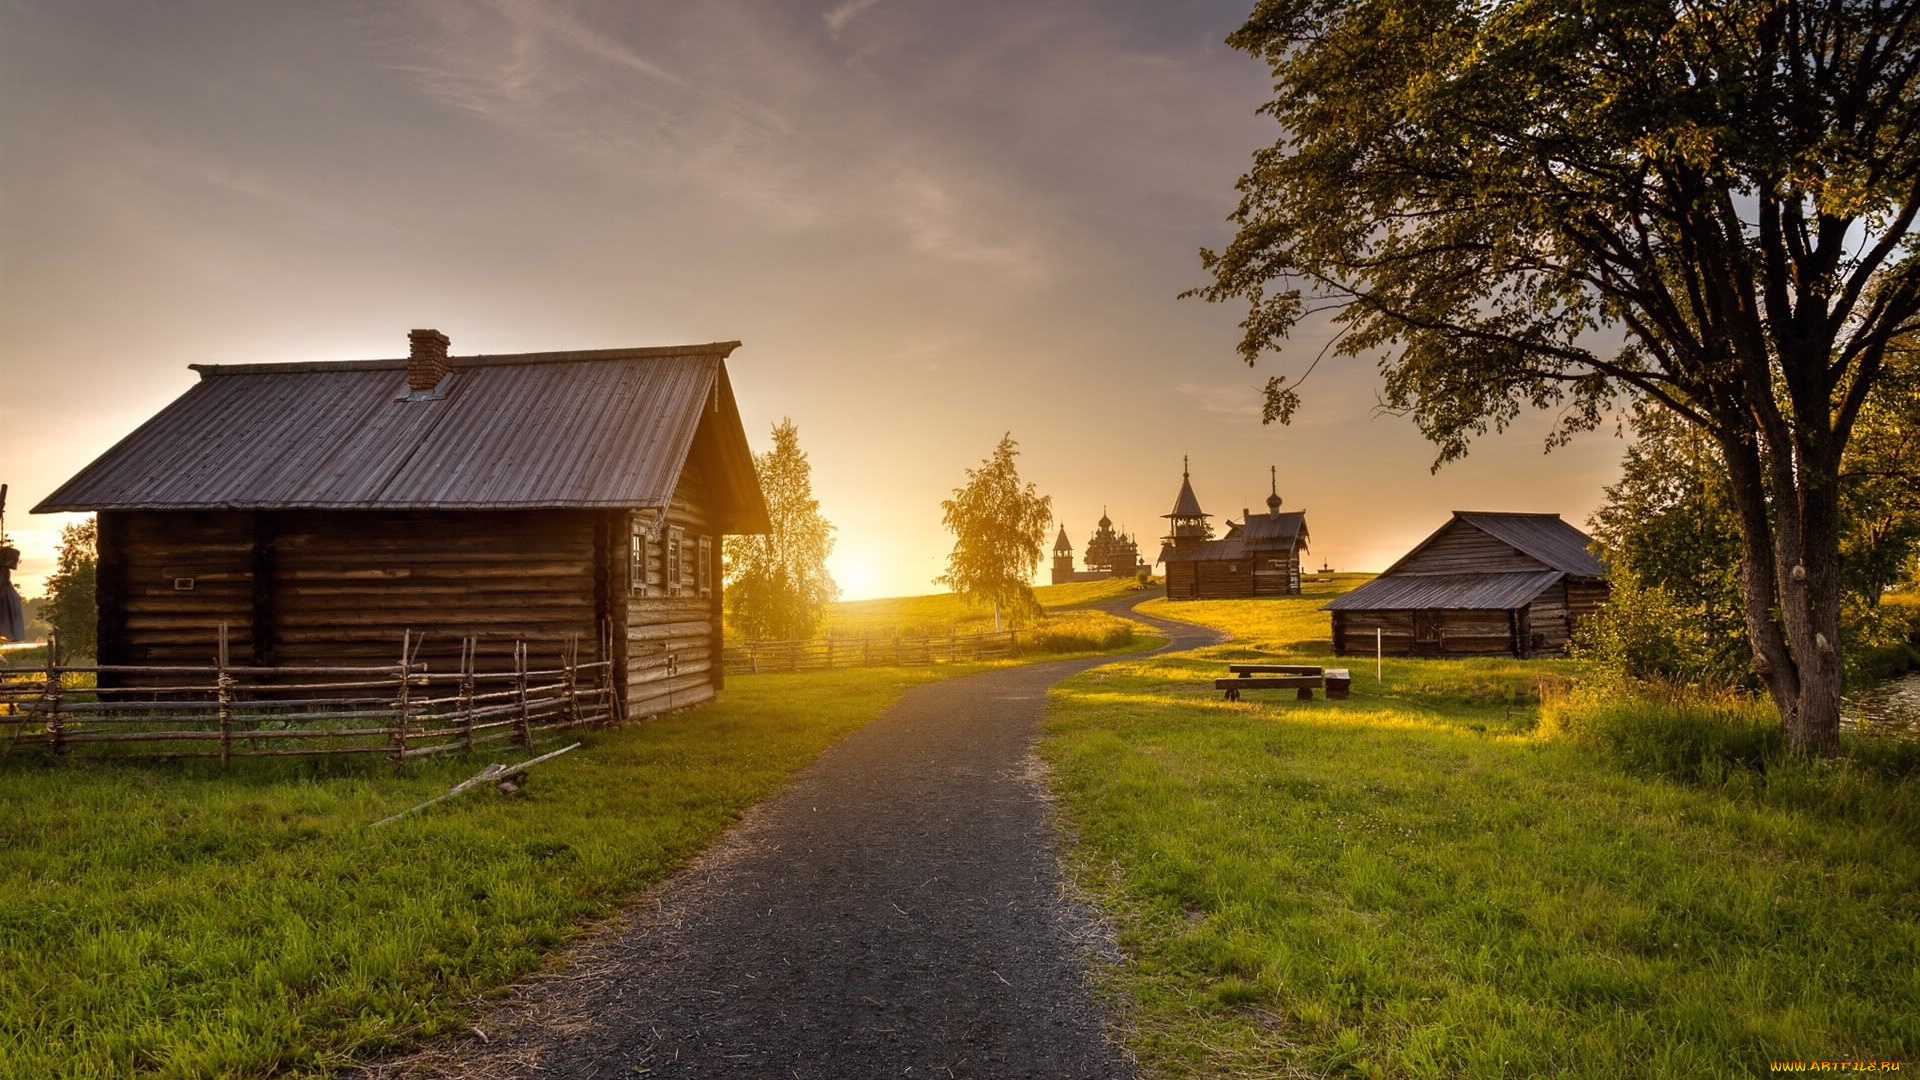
[624,456,724,718]
[270,510,602,673]
[100,511,255,666]
[1526,584,1572,656]
[100,509,609,677]
[1251,547,1303,596]
[1333,608,1521,657]
[1393,521,1551,575]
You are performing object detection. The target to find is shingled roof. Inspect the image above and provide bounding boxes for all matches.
[35,342,771,532]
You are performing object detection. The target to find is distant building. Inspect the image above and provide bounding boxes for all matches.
[1051,510,1145,585]
[1156,462,1309,600]
[1324,512,1609,658]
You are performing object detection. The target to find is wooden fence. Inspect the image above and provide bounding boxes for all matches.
[723,629,1019,675]
[0,629,619,768]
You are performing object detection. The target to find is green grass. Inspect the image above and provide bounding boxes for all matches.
[815,576,1151,640]
[1043,585,1920,1078]
[0,664,1008,1079]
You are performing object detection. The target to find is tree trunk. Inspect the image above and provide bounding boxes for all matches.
[1717,417,1845,757]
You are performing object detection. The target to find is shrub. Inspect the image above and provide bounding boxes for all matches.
[1016,611,1136,655]
[1543,684,1783,783]
[1571,567,1749,688]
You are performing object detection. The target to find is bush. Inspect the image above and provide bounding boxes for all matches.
[1543,684,1783,783]
[1572,567,1749,688]
[1016,611,1136,655]
[1844,599,1920,686]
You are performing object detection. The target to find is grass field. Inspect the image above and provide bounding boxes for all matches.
[0,663,1035,1079]
[1044,583,1920,1077]
[818,576,1148,639]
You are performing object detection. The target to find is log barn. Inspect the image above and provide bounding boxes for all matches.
[1325,512,1608,658]
[34,330,769,717]
[1158,464,1309,600]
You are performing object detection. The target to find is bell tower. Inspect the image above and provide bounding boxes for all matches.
[1161,457,1212,548]
[1051,525,1076,585]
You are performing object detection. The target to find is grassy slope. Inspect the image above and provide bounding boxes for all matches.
[821,577,1147,639]
[0,665,1011,1079]
[1045,581,1919,1077]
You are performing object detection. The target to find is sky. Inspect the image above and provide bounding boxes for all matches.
[0,0,1630,601]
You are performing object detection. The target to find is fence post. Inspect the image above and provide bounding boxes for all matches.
[393,630,413,772]
[460,637,476,754]
[826,637,835,671]
[1009,628,1019,656]
[217,623,232,769]
[565,637,582,728]
[44,632,64,760]
[789,639,799,673]
[749,642,759,675]
[514,641,533,747]
[950,628,957,662]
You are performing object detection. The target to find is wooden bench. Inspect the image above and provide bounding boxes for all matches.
[1227,664,1325,676]
[1216,675,1322,701]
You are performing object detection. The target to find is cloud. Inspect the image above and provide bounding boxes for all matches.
[376,0,1053,280]
[1174,382,1263,419]
[823,0,889,35]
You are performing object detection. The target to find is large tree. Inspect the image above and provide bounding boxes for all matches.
[939,435,1053,630]
[1195,0,1920,752]
[725,420,838,642]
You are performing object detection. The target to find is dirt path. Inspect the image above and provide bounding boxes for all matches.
[378,594,1220,1080]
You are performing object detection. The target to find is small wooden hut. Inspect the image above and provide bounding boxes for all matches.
[34,330,769,717]
[1325,512,1608,658]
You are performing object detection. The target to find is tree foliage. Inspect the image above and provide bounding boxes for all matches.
[938,435,1053,627]
[724,420,838,642]
[1587,405,1750,686]
[43,518,97,660]
[1196,0,1920,752]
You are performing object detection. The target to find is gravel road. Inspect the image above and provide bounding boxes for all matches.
[376,595,1219,1080]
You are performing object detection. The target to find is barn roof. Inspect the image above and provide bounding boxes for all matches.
[1323,570,1566,611]
[1379,511,1604,578]
[34,343,771,531]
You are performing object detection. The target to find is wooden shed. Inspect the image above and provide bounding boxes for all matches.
[34,330,769,717]
[1325,512,1608,658]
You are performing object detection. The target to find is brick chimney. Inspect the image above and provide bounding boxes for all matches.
[407,329,451,392]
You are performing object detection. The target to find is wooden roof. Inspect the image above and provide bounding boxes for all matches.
[35,343,771,532]
[1324,570,1566,611]
[1380,512,1604,578]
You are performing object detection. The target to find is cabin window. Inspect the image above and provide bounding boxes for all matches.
[666,527,685,596]
[697,536,713,597]
[629,519,648,596]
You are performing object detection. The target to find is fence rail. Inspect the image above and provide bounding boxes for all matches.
[0,628,620,768]
[724,629,1019,675]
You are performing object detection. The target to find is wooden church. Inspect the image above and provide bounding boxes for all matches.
[1157,463,1309,600]
[35,330,770,718]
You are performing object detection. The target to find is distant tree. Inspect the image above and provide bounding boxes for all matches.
[1839,344,1920,609]
[43,518,97,659]
[1194,0,1920,753]
[939,435,1052,630]
[725,420,838,642]
[1588,405,1750,685]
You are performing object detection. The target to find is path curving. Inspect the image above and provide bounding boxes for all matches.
[383,593,1220,1080]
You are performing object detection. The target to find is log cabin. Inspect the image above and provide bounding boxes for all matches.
[33,330,770,717]
[1325,512,1608,659]
[1157,464,1309,600]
